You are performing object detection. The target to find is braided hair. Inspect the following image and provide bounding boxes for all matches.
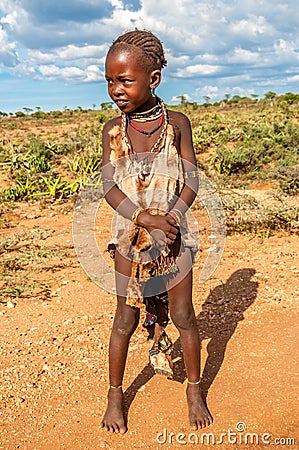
[108,29,167,72]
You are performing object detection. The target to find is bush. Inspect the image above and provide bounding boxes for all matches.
[274,166,299,195]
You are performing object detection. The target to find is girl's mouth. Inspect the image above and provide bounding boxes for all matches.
[115,99,128,109]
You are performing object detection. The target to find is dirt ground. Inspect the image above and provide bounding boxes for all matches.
[0,197,298,450]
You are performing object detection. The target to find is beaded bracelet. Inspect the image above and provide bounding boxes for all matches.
[168,210,181,225]
[109,384,122,389]
[187,378,201,385]
[183,169,199,179]
[131,207,144,224]
[172,208,183,220]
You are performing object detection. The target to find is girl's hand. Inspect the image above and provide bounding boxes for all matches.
[137,211,179,246]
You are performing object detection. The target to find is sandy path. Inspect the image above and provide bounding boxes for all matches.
[0,203,298,450]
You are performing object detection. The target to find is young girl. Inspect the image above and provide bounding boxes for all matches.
[101,29,212,434]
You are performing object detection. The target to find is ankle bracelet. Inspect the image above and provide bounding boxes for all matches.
[108,384,122,389]
[187,378,201,385]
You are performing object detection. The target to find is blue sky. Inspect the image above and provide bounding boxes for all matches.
[0,0,298,113]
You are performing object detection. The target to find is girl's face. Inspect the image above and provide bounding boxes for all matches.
[105,49,160,114]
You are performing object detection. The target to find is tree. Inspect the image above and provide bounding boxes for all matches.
[100,101,113,110]
[15,111,26,117]
[176,95,188,105]
[283,92,299,104]
[22,107,33,114]
[264,91,277,101]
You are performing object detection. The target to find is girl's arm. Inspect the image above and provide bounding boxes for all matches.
[163,111,199,215]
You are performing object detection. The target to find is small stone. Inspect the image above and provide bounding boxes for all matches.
[98,439,110,448]
[7,300,16,309]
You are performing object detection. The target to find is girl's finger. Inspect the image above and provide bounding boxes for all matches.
[168,225,179,235]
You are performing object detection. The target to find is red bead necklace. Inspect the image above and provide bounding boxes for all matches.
[126,113,164,137]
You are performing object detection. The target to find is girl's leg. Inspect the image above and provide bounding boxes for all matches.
[166,248,213,429]
[101,250,140,434]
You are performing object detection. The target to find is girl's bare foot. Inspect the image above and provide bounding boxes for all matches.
[100,388,127,434]
[186,383,213,429]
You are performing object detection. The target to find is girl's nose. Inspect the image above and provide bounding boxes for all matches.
[111,82,123,96]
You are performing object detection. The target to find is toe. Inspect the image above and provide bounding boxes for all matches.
[190,417,198,430]
[119,425,127,434]
[112,423,120,433]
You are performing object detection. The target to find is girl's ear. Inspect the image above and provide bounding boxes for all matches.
[150,70,162,89]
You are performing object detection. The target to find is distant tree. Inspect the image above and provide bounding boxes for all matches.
[100,101,113,110]
[176,95,188,105]
[23,107,33,114]
[264,91,277,101]
[251,94,259,101]
[15,111,26,117]
[231,95,241,102]
[92,103,97,109]
[282,92,298,104]
[203,95,211,104]
[224,93,230,102]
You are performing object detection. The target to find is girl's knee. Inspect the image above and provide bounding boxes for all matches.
[170,306,196,331]
[114,306,139,337]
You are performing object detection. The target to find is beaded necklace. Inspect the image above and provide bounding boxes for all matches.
[121,98,168,181]
[121,97,168,155]
[129,102,163,122]
[127,113,164,136]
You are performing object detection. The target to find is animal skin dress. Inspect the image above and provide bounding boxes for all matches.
[108,119,198,307]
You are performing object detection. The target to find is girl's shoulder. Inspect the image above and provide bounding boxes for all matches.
[102,115,122,134]
[167,109,192,133]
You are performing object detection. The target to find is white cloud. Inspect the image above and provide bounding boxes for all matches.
[37,63,104,83]
[28,44,107,64]
[0,24,18,67]
[84,65,105,82]
[230,15,273,38]
[38,65,84,80]
[228,48,260,64]
[176,64,221,78]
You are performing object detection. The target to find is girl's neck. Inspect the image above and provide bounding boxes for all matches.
[129,98,162,122]
[131,96,158,115]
